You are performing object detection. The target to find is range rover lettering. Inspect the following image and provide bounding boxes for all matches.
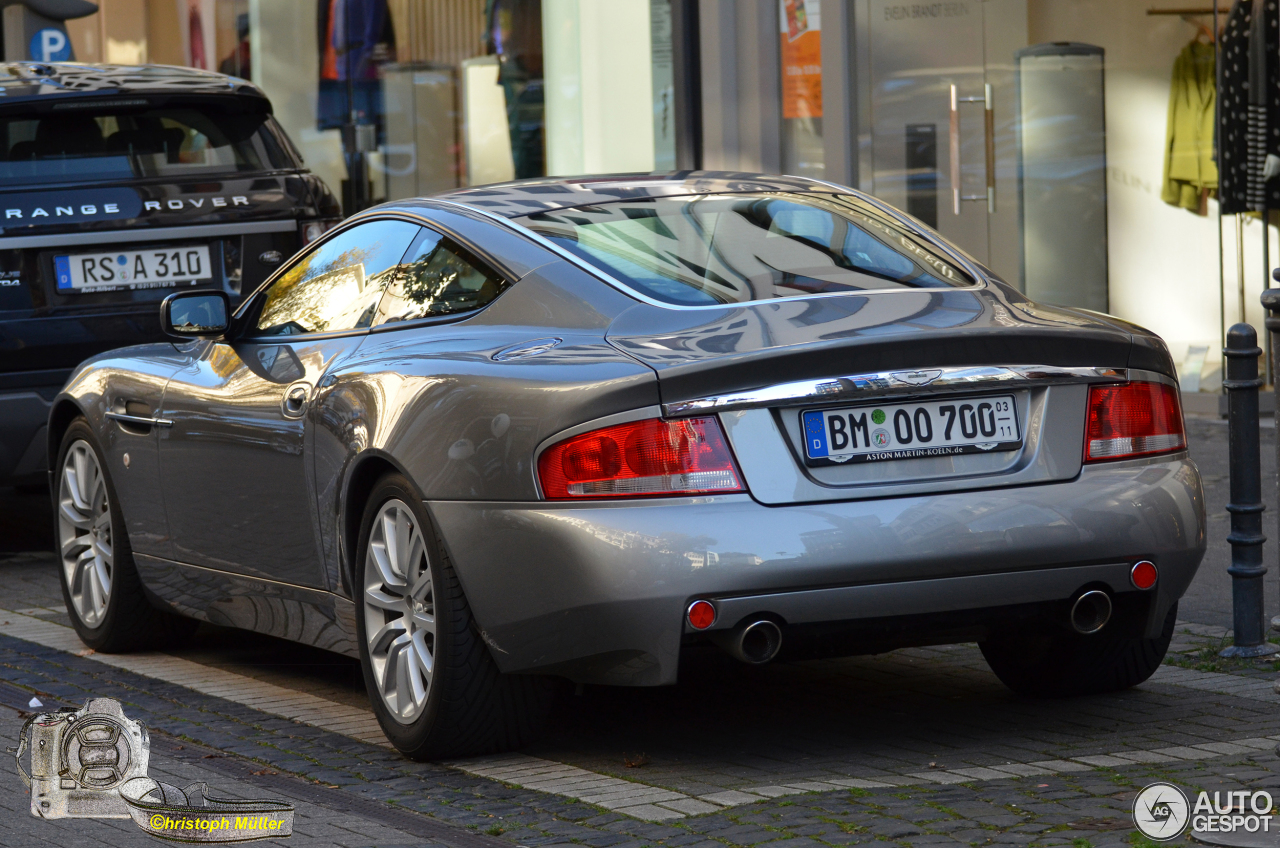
[0,63,340,488]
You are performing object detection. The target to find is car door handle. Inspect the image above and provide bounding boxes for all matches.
[282,382,312,419]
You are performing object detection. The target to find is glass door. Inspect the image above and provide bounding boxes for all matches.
[863,0,1027,285]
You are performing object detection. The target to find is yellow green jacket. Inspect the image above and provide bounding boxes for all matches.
[1162,40,1217,211]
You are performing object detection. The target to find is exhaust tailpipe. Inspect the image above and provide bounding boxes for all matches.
[714,619,783,664]
[1070,590,1112,634]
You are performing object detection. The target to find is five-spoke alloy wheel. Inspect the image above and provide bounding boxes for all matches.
[362,498,437,724]
[354,473,555,759]
[58,439,114,628]
[54,417,195,652]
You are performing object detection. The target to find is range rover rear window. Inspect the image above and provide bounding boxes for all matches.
[0,103,290,187]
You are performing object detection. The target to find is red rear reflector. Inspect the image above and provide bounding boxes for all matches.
[1084,381,1185,462]
[1131,560,1158,590]
[687,600,716,630]
[538,416,744,499]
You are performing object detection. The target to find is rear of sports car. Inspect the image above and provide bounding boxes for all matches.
[0,64,339,487]
[430,184,1205,697]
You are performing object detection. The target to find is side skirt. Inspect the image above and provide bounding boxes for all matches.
[134,554,360,658]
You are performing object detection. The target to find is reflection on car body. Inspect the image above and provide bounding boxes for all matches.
[50,171,1205,760]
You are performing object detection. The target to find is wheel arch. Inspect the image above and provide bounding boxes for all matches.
[339,450,412,595]
[47,398,88,483]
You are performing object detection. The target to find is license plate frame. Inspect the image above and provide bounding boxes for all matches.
[54,244,214,294]
[801,394,1022,467]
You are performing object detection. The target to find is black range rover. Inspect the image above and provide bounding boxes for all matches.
[0,63,340,487]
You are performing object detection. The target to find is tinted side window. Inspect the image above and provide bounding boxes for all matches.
[254,219,420,335]
[372,229,508,326]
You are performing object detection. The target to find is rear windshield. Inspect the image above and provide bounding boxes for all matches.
[0,102,290,186]
[518,193,975,306]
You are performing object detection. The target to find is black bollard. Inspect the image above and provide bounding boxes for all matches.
[1221,323,1272,657]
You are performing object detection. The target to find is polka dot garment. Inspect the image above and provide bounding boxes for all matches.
[1219,0,1280,213]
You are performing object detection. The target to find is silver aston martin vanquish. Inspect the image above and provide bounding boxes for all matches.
[49,173,1205,759]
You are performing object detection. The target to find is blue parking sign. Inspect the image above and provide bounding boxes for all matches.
[30,28,71,62]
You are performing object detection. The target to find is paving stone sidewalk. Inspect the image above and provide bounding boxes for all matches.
[3,631,1280,847]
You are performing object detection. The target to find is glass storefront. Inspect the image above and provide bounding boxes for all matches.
[58,0,1259,391]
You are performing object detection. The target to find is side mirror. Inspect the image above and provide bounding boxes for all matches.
[161,290,230,340]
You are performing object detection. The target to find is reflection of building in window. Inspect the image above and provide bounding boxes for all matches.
[259,246,393,334]
[375,236,507,324]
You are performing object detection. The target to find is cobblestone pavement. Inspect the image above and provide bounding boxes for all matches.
[1,416,1280,845]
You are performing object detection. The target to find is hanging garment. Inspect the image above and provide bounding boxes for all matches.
[1162,39,1218,212]
[1217,0,1280,213]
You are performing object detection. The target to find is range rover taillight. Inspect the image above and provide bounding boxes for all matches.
[1084,381,1186,462]
[300,219,341,245]
[538,417,744,499]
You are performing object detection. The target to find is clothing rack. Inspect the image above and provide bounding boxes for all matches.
[1153,2,1237,386]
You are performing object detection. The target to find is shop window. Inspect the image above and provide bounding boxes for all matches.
[780,0,823,177]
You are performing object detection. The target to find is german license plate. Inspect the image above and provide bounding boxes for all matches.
[54,245,212,293]
[802,395,1021,466]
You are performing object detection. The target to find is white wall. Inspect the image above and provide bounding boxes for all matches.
[249,0,346,206]
[1030,0,1252,387]
[543,0,656,175]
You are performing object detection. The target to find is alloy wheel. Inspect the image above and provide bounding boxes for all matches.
[57,439,113,628]
[363,499,436,724]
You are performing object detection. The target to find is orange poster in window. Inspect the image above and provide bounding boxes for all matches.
[780,0,822,119]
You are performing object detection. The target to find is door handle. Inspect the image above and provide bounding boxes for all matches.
[282,382,312,419]
[106,401,172,432]
[949,83,996,215]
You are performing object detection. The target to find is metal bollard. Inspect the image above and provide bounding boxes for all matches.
[1221,323,1272,657]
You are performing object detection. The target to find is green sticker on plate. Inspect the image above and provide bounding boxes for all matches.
[871,409,886,425]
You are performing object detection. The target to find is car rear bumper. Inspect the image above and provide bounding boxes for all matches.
[430,454,1206,686]
[0,387,54,486]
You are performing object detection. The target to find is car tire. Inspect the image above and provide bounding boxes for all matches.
[979,601,1177,697]
[54,418,196,652]
[355,473,554,760]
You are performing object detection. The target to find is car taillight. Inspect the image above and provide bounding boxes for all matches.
[1084,381,1185,462]
[300,219,341,245]
[538,417,745,499]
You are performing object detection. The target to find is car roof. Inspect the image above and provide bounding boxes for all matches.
[424,171,849,218]
[0,62,269,108]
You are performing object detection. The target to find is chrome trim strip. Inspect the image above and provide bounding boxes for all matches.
[418,195,987,312]
[662,365,1129,417]
[105,411,172,428]
[0,219,297,251]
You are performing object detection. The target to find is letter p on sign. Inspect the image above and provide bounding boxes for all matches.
[30,28,70,62]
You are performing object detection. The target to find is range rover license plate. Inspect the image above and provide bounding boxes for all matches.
[802,395,1021,466]
[55,246,213,293]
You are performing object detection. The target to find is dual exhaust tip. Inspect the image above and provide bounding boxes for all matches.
[690,560,1153,660]
[707,594,1110,663]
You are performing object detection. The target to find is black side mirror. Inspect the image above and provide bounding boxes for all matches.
[161,290,230,340]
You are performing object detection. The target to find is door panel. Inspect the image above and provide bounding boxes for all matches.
[155,217,422,586]
[157,338,359,586]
